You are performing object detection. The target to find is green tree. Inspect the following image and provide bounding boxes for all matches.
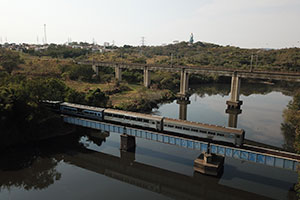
[85,88,109,107]
[0,49,23,74]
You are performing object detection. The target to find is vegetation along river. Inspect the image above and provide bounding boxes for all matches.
[0,82,298,200]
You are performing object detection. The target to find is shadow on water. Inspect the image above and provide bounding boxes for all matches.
[223,164,292,188]
[0,131,84,191]
[191,81,299,98]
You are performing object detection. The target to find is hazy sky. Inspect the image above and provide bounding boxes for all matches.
[1,0,300,48]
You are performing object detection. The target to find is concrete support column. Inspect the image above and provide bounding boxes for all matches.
[120,134,136,151]
[115,66,122,81]
[92,65,99,76]
[226,72,242,109]
[143,66,150,88]
[179,69,189,96]
[176,96,191,120]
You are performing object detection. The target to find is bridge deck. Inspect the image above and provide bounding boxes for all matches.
[63,115,300,171]
[79,61,300,82]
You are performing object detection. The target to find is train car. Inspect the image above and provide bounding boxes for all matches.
[60,102,105,121]
[104,109,164,131]
[41,100,61,112]
[163,118,244,146]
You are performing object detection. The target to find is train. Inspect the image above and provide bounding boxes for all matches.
[42,101,245,146]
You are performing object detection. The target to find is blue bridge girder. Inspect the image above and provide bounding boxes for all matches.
[63,115,299,171]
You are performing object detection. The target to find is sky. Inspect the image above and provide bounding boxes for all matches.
[1,0,300,48]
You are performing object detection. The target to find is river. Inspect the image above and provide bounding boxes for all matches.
[153,82,294,149]
[0,82,298,200]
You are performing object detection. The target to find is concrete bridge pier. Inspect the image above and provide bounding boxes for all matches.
[176,96,191,120]
[179,69,189,96]
[225,108,242,128]
[92,65,99,76]
[120,134,136,151]
[143,66,151,88]
[115,65,122,81]
[194,152,224,177]
[226,72,242,109]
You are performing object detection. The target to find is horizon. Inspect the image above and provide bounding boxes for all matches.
[2,40,298,50]
[1,0,300,49]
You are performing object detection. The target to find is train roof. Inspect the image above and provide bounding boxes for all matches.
[104,108,163,121]
[61,102,105,112]
[164,117,244,135]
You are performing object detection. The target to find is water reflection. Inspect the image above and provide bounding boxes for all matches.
[176,96,190,120]
[0,129,297,200]
[0,151,61,191]
[0,133,83,192]
[225,107,242,128]
[153,83,295,149]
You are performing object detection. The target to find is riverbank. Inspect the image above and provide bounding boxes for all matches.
[0,115,76,150]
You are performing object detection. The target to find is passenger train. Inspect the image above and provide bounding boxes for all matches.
[42,101,245,146]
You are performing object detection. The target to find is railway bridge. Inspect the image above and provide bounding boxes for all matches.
[63,114,300,173]
[78,60,300,109]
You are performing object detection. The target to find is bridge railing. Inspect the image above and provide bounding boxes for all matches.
[78,60,300,76]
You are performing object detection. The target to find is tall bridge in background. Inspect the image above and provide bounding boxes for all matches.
[78,60,300,110]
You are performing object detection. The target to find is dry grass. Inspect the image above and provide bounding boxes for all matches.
[14,55,73,77]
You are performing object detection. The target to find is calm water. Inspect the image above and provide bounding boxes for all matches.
[153,83,294,148]
[0,82,298,200]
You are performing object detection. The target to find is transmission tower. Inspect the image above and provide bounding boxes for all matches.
[44,24,47,44]
[141,36,145,47]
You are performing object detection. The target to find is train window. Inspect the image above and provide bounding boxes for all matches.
[125,116,130,120]
[137,118,142,121]
[144,119,149,123]
[236,135,240,138]
[106,113,112,117]
[175,126,182,129]
[217,133,224,136]
[208,132,215,135]
[199,130,207,133]
[168,125,174,128]
[183,127,190,131]
[191,129,198,132]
